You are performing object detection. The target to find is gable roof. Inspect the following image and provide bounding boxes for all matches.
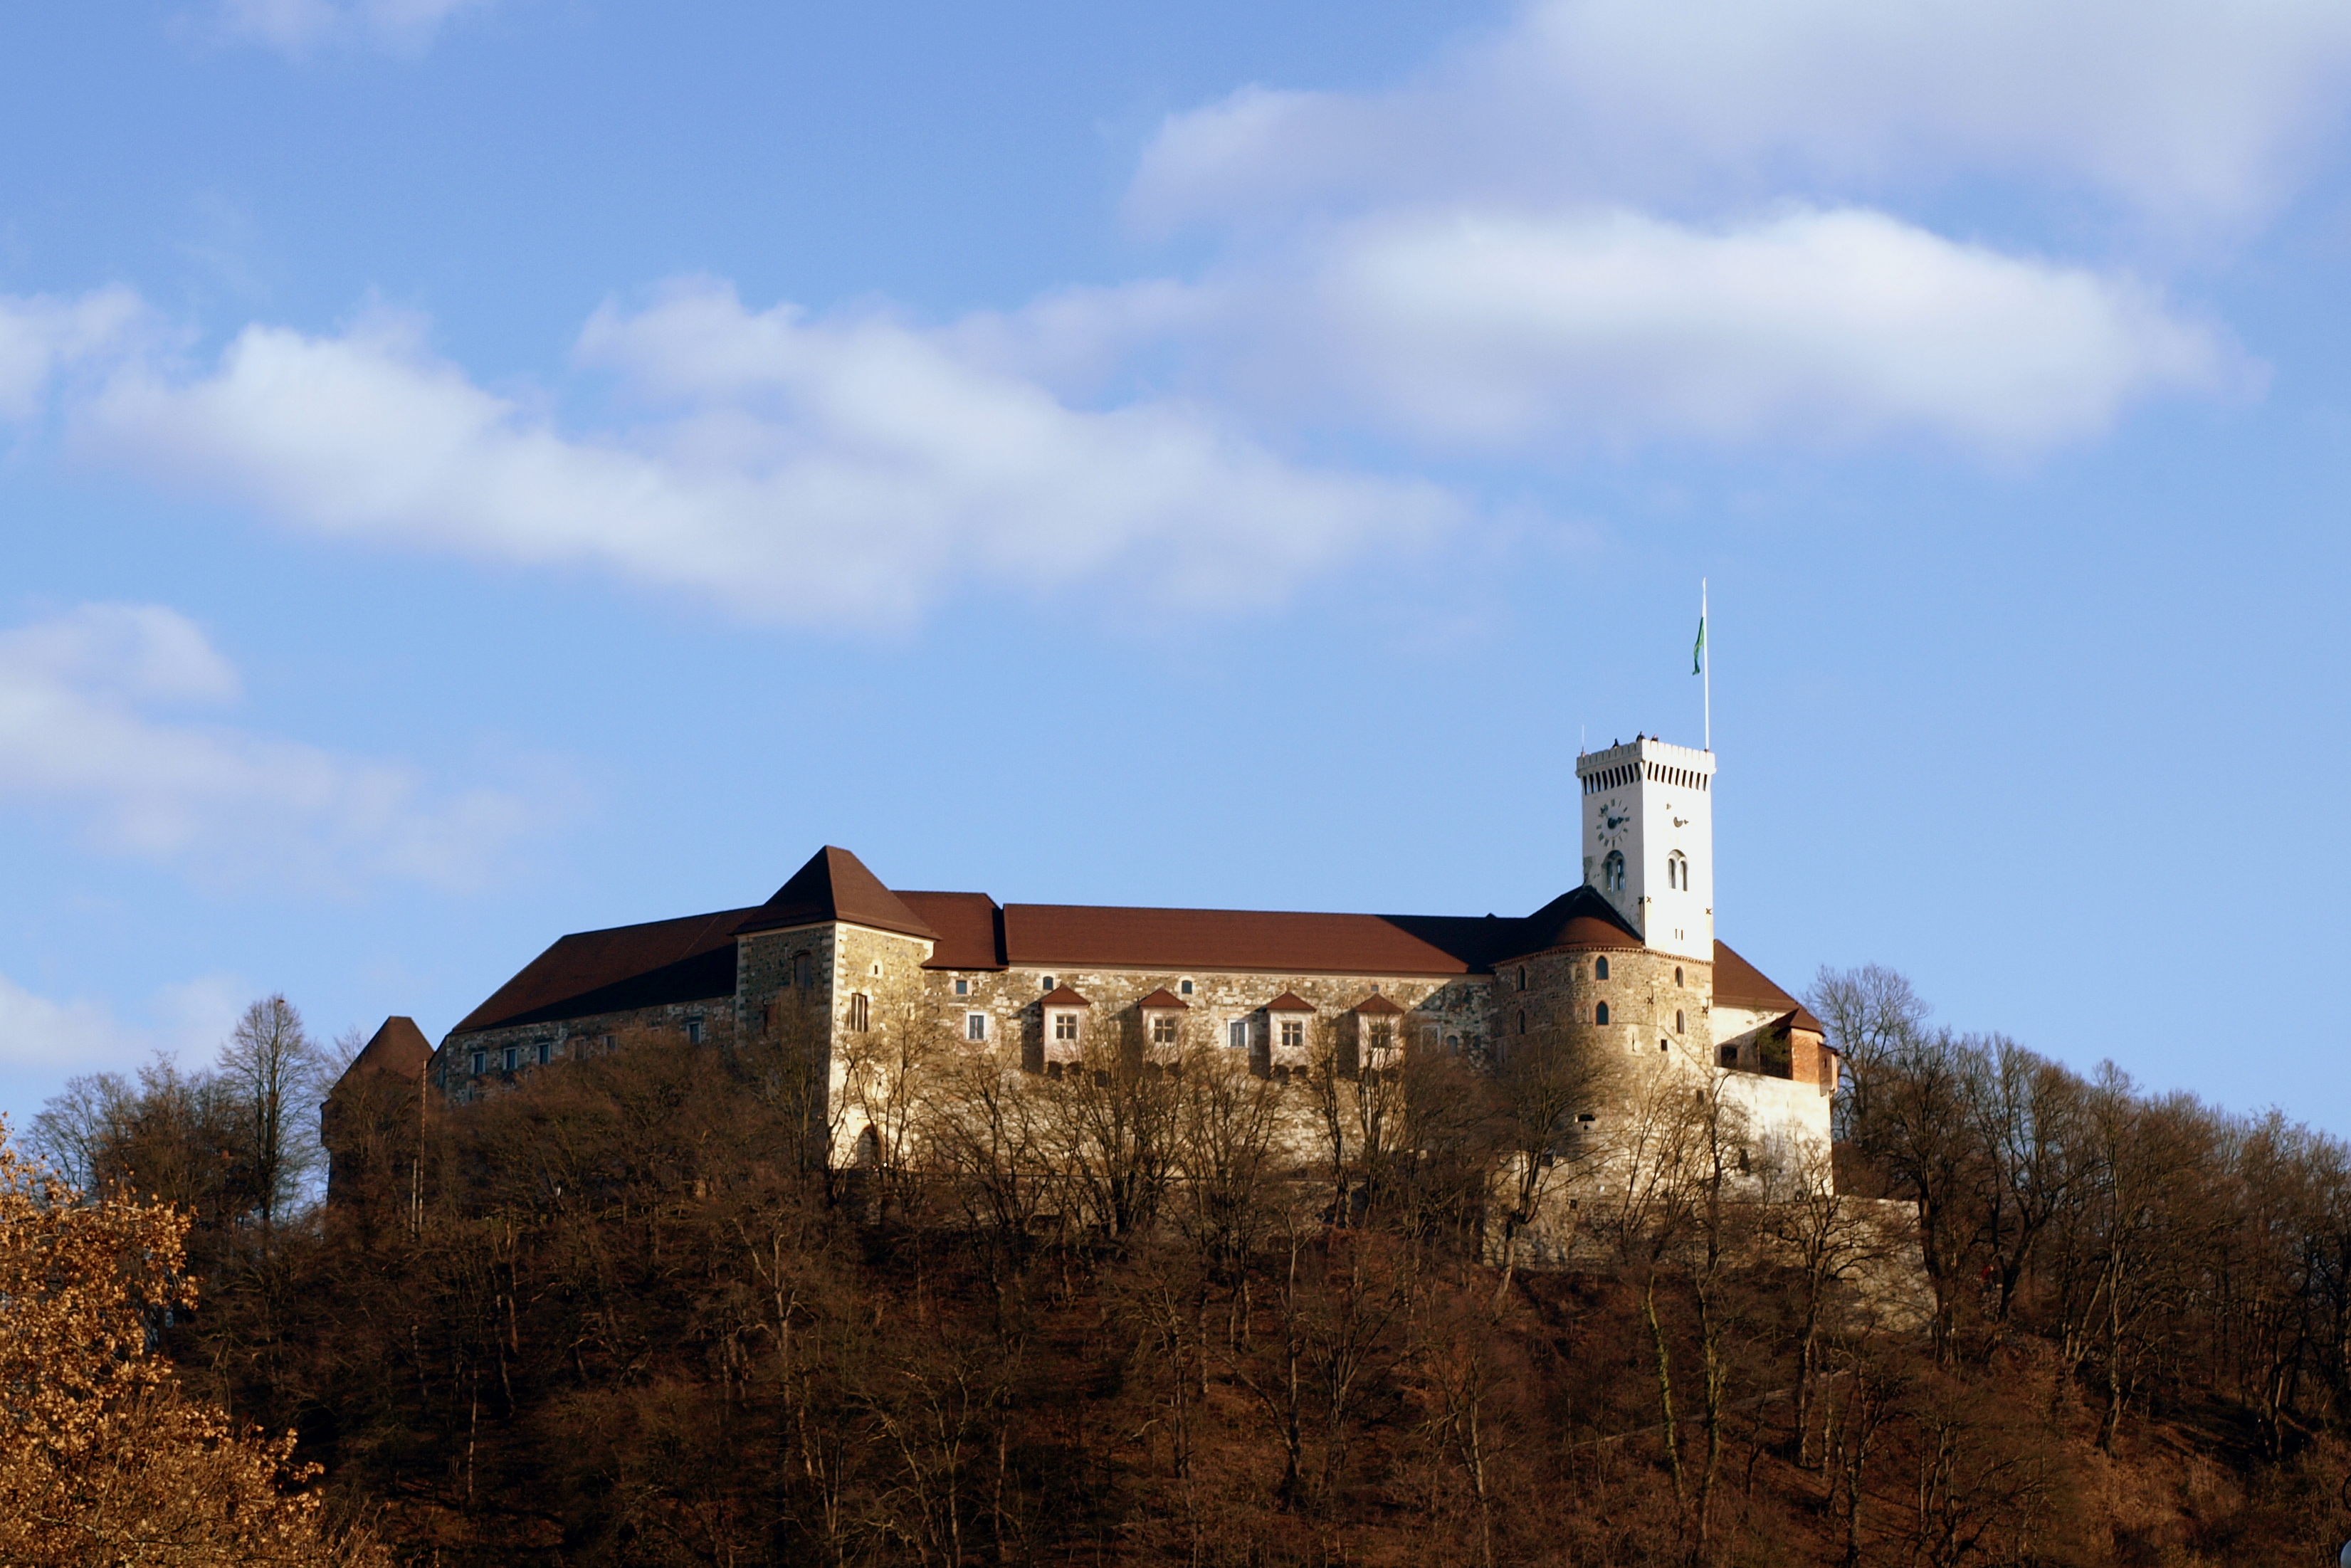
[1354,992,1404,1015]
[735,846,937,940]
[898,890,1004,969]
[999,904,1508,977]
[1711,940,1824,1038]
[1137,987,1188,1010]
[453,907,753,1034]
[334,1016,433,1089]
[1041,984,1092,1008]
[1265,991,1315,1012]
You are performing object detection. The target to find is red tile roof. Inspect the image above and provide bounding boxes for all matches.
[453,907,754,1034]
[335,1016,433,1087]
[1040,985,1092,1008]
[1713,942,1815,1033]
[1353,993,1404,1015]
[735,846,937,940]
[898,890,1004,969]
[1137,988,1188,1010]
[1265,991,1315,1012]
[1495,886,1645,959]
[999,904,1505,976]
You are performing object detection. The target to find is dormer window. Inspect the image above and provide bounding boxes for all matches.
[1053,1011,1080,1042]
[1152,1015,1179,1046]
[1280,1019,1305,1051]
[1603,851,1626,893]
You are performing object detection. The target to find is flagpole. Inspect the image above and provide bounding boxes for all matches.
[1702,578,1710,753]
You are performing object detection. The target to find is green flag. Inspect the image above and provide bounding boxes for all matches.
[1692,614,1705,675]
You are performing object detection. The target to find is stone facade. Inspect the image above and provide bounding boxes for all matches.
[421,732,1837,1188]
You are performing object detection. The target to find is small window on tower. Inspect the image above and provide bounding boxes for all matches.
[1595,956,1610,981]
[1668,850,1689,890]
[1517,966,1527,991]
[1675,966,1683,986]
[1676,1009,1685,1033]
[1595,1002,1610,1025]
[1604,851,1626,893]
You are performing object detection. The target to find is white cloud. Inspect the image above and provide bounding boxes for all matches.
[1001,207,2249,456]
[0,290,149,422]
[0,973,142,1075]
[78,286,1461,626]
[0,603,549,890]
[1132,0,2351,236]
[214,0,490,56]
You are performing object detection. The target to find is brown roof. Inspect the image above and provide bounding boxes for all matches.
[900,890,1004,969]
[1041,985,1092,1008]
[1713,941,1805,1016]
[1495,886,1644,961]
[1265,991,1315,1012]
[735,847,937,940]
[1137,988,1188,1010]
[334,1016,433,1089]
[453,907,753,1034]
[999,904,1510,976]
[1354,992,1404,1015]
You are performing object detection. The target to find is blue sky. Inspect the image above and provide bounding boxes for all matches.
[3,0,2347,1132]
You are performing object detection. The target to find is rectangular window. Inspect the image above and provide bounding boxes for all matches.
[1053,1011,1080,1042]
[600,1034,615,1053]
[966,1012,987,1042]
[954,977,969,996]
[1369,1025,1392,1053]
[501,1045,517,1073]
[536,1041,551,1065]
[685,1016,704,1045]
[793,953,813,988]
[1280,1020,1304,1051]
[850,993,870,1032]
[1151,1015,1178,1046]
[470,1050,485,1075]
[1179,979,1194,996]
[1229,1020,1248,1051]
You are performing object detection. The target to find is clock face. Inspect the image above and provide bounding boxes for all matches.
[1596,799,1630,847]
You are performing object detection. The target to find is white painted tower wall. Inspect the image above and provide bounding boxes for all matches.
[1575,736,1716,962]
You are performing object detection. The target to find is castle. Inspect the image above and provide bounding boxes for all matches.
[359,735,1835,1171]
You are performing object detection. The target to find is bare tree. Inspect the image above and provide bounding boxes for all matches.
[215,994,325,1231]
[1809,963,1929,1144]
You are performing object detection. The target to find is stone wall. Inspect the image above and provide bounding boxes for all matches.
[435,996,733,1099]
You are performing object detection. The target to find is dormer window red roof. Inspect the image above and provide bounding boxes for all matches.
[1137,987,1188,1010]
[1040,984,1092,1009]
[1353,993,1404,1016]
[1265,991,1314,1012]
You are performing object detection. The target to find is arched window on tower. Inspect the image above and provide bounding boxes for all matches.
[1603,851,1626,893]
[1676,1009,1685,1033]
[1594,956,1610,981]
[1667,850,1689,890]
[1595,1001,1610,1025]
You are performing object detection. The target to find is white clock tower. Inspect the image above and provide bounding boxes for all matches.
[1575,735,1716,962]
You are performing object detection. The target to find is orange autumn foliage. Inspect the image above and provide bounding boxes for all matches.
[0,1128,389,1568]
